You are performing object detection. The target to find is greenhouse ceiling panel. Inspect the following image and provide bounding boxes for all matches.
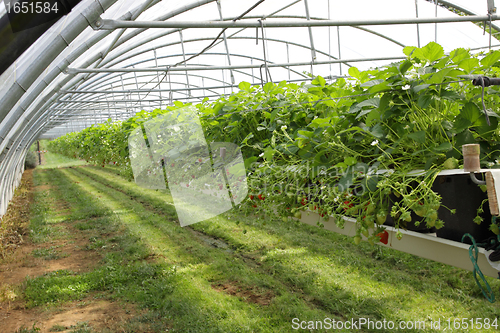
[0,0,499,215]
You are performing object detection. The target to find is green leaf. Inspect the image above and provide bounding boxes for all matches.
[473,112,499,136]
[314,150,329,164]
[244,156,258,170]
[425,156,438,170]
[263,82,275,93]
[270,108,279,123]
[344,156,357,166]
[452,117,471,134]
[297,130,314,138]
[284,145,299,155]
[450,48,470,64]
[480,50,500,68]
[458,58,479,73]
[433,142,452,152]
[412,84,430,94]
[369,123,385,138]
[440,90,462,101]
[403,46,418,57]
[378,94,391,113]
[241,132,254,145]
[334,162,348,171]
[356,109,373,120]
[310,117,331,128]
[399,60,413,74]
[428,68,452,84]
[365,109,381,126]
[312,76,326,87]
[408,130,426,144]
[360,79,384,88]
[455,129,476,148]
[348,67,361,79]
[357,98,380,108]
[460,102,482,124]
[337,172,354,191]
[263,147,275,161]
[238,81,252,92]
[362,175,379,192]
[421,42,444,63]
[369,81,389,93]
[417,94,433,109]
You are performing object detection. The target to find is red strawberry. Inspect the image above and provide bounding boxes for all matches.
[198,158,202,162]
[377,230,389,245]
[249,195,254,200]
[252,204,257,208]
[258,194,264,200]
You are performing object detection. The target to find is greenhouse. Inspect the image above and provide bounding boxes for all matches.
[2,0,500,331]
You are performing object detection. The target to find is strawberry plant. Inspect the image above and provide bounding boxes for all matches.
[49,42,500,244]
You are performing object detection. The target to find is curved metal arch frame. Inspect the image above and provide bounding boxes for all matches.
[98,14,407,73]
[55,71,241,109]
[55,51,309,106]
[16,0,439,150]
[0,0,498,216]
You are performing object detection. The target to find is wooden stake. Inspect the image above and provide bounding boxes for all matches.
[486,171,499,216]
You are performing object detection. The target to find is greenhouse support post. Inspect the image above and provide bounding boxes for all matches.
[37,140,41,165]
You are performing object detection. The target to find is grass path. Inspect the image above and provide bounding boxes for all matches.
[4,160,499,332]
[62,167,333,332]
[68,165,500,332]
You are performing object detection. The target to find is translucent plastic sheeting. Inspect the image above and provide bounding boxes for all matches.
[2,0,500,141]
[128,106,247,226]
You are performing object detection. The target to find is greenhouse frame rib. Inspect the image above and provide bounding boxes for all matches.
[65,56,407,74]
[96,14,500,29]
[0,0,499,221]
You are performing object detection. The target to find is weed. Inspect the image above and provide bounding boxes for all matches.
[15,323,41,332]
[49,324,67,332]
[31,246,67,260]
[68,322,93,333]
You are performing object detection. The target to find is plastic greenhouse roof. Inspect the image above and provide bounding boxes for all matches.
[0,0,499,152]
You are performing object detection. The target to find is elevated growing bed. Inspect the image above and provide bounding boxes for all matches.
[296,167,500,278]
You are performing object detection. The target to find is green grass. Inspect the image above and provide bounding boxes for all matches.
[29,140,87,169]
[37,151,88,169]
[31,246,67,260]
[21,165,500,332]
[15,323,42,332]
[78,166,500,330]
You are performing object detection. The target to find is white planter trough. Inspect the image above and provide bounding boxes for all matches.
[295,168,500,278]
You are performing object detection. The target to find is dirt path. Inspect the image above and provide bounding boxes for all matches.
[0,169,146,333]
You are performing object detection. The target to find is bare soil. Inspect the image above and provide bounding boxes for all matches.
[211,281,275,306]
[0,169,148,333]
